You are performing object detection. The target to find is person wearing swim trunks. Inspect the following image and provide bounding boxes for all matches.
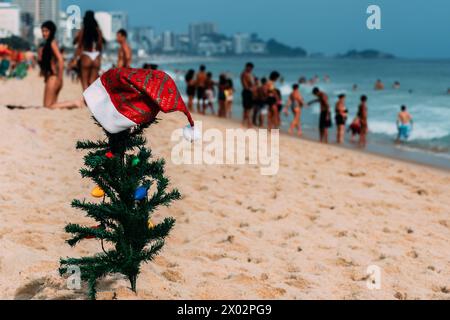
[195,65,207,114]
[283,84,304,136]
[241,62,255,127]
[308,87,331,143]
[116,29,132,68]
[396,105,413,142]
[335,94,348,144]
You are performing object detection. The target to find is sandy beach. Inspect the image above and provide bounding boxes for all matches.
[0,71,449,300]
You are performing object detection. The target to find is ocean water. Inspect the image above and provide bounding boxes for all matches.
[135,57,450,168]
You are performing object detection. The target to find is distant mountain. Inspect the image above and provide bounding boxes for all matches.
[266,39,307,57]
[337,49,395,59]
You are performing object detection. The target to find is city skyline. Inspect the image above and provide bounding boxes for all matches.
[1,0,449,58]
[58,0,450,59]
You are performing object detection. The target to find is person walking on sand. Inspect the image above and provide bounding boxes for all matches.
[396,105,413,142]
[357,95,369,147]
[335,94,348,144]
[37,21,83,109]
[241,62,255,127]
[195,65,207,113]
[185,69,196,112]
[116,29,132,68]
[266,71,281,130]
[71,11,104,91]
[308,87,331,143]
[283,84,304,136]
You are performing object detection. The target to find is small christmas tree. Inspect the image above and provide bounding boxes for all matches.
[59,121,179,299]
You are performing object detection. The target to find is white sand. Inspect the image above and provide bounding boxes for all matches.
[0,71,449,300]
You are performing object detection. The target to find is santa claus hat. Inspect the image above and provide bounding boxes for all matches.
[83,68,194,134]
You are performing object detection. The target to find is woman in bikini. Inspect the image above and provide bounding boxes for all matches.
[71,11,104,91]
[283,84,304,136]
[38,21,83,109]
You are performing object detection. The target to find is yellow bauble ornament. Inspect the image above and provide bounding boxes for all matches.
[91,186,105,198]
[148,220,154,229]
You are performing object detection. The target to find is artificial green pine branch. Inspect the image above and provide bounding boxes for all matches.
[60,124,177,299]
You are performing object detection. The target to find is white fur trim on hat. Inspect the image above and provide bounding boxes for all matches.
[83,78,137,134]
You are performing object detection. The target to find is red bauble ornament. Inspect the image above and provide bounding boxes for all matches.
[85,225,101,239]
[105,151,114,159]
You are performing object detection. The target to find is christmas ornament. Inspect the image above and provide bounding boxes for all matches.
[91,186,105,198]
[85,225,101,239]
[105,151,114,159]
[131,157,140,167]
[134,186,149,201]
[83,68,195,134]
[148,220,154,229]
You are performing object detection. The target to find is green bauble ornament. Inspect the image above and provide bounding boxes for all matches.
[131,157,140,167]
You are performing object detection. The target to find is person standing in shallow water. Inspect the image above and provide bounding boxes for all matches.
[266,71,281,130]
[185,69,196,112]
[335,94,348,144]
[217,74,228,118]
[396,105,413,143]
[195,65,207,114]
[358,95,369,147]
[240,62,255,128]
[308,87,331,143]
[283,84,304,136]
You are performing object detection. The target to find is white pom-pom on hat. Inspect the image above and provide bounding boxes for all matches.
[183,124,201,142]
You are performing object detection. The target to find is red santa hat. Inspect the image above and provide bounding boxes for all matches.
[83,68,195,134]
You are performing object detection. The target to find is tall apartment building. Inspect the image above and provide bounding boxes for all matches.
[12,0,60,26]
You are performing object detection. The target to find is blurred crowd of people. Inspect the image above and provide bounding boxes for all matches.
[183,62,380,147]
[0,44,35,79]
[6,7,419,146]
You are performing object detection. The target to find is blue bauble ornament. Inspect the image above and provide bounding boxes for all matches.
[134,186,148,201]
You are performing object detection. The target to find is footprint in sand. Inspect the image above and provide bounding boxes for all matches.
[15,233,47,251]
[348,172,366,178]
[161,270,184,283]
[14,277,70,300]
[285,274,312,290]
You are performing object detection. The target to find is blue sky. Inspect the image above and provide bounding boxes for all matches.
[59,0,450,58]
